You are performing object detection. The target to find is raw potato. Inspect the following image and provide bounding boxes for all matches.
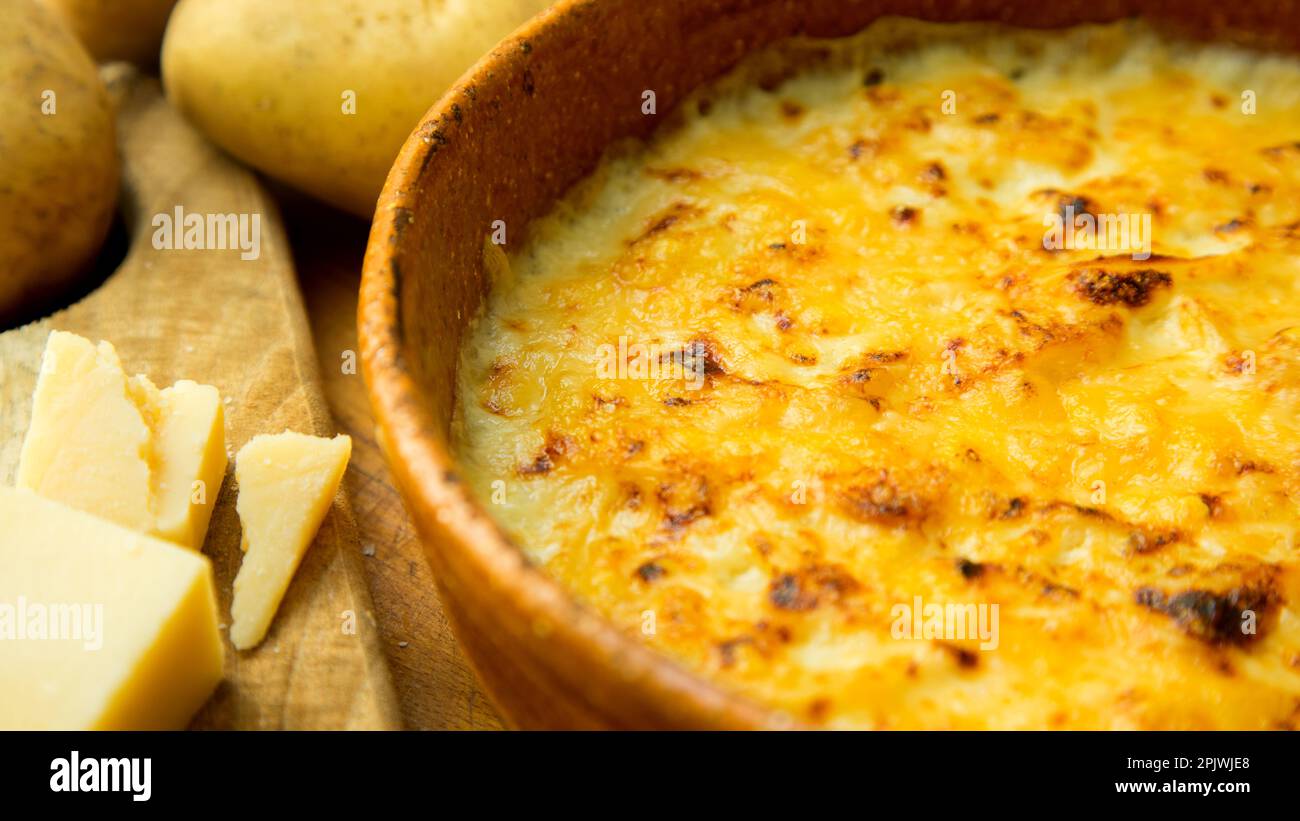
[0,0,118,321]
[161,0,554,217]
[42,0,179,64]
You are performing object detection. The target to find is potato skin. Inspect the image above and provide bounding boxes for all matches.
[42,0,179,64]
[161,0,554,217]
[0,0,118,320]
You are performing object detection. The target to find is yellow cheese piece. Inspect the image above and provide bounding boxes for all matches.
[0,487,224,730]
[130,376,228,549]
[17,330,154,533]
[17,331,227,550]
[230,432,351,650]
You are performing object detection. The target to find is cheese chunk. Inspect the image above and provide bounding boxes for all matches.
[230,432,351,650]
[0,487,224,730]
[130,377,228,549]
[17,331,227,550]
[17,331,154,533]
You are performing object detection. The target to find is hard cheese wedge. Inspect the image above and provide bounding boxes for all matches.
[17,330,154,533]
[0,486,224,729]
[130,376,227,549]
[17,331,227,550]
[230,432,351,650]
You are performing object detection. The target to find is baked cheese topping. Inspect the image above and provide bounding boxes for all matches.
[453,19,1300,728]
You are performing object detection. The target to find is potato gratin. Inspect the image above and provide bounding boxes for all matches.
[453,19,1300,728]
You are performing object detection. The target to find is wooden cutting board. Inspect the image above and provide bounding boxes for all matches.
[0,65,401,729]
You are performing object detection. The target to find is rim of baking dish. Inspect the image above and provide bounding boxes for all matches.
[358,0,784,729]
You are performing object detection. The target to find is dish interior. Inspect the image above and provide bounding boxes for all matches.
[450,18,1300,728]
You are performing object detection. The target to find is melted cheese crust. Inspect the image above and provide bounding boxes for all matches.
[453,19,1300,728]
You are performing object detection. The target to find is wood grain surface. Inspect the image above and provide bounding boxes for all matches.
[0,66,401,729]
[285,199,502,729]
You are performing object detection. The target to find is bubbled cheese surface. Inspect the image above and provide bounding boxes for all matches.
[453,19,1300,728]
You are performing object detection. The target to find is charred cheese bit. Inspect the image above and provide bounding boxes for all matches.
[229,432,350,650]
[17,331,228,550]
[0,487,224,730]
[454,19,1300,728]
[18,331,154,533]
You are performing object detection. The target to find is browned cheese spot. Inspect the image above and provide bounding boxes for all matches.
[891,205,920,227]
[636,560,666,583]
[1127,528,1183,555]
[1072,267,1172,307]
[657,471,712,533]
[839,471,928,525]
[768,563,862,612]
[518,431,577,476]
[1135,581,1277,645]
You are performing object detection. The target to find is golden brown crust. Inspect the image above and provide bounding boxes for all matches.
[454,19,1300,729]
